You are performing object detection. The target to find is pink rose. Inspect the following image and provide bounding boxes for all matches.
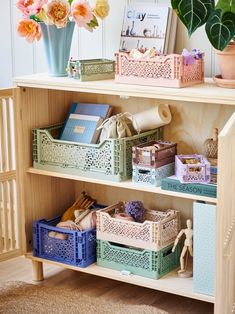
[16,0,48,17]
[71,0,93,28]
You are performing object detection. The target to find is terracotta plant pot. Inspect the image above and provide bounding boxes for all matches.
[217,42,235,80]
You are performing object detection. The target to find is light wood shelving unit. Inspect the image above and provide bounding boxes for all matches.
[13,75,235,314]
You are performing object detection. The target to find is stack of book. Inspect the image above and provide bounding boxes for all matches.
[60,103,112,144]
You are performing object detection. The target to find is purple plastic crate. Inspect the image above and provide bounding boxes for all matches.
[175,154,211,183]
[33,216,96,267]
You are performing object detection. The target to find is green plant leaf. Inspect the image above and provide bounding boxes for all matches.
[205,9,235,50]
[68,0,73,5]
[216,0,235,14]
[171,0,214,35]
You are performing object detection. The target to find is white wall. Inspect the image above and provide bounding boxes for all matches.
[0,0,219,88]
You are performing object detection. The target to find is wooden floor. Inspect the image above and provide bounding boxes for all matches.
[0,256,213,314]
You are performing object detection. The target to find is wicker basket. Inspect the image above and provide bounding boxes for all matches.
[115,52,204,88]
[33,124,163,182]
[96,202,180,251]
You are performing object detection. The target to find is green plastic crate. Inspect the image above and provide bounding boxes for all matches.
[96,240,179,279]
[33,124,163,181]
[67,59,115,81]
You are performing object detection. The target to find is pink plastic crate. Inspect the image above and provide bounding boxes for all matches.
[175,154,211,183]
[115,52,204,88]
[132,140,177,168]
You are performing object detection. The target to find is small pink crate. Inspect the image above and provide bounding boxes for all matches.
[175,154,211,183]
[115,52,204,88]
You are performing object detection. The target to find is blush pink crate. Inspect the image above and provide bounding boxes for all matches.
[175,154,211,183]
[115,52,204,88]
[96,202,180,252]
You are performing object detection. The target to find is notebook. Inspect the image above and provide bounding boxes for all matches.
[60,114,103,144]
[69,103,112,120]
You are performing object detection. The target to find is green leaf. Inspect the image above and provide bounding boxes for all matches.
[216,0,235,14]
[205,9,235,50]
[171,0,214,35]
[68,0,73,5]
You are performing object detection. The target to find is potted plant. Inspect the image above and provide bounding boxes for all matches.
[171,0,235,82]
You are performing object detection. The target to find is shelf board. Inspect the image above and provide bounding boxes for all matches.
[14,74,235,106]
[26,254,214,304]
[27,167,217,204]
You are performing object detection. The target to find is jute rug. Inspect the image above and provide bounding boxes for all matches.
[0,281,169,314]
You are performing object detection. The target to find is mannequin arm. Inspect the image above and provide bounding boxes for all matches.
[172,229,184,252]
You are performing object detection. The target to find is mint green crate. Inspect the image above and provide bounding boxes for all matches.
[96,240,179,279]
[33,124,163,182]
[67,59,115,81]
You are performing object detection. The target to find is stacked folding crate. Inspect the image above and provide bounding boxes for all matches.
[132,140,177,186]
[96,202,181,279]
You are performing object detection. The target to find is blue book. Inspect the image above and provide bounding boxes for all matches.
[60,114,103,144]
[69,103,112,119]
[60,103,112,141]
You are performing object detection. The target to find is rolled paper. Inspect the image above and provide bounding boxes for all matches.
[113,213,135,221]
[132,104,172,132]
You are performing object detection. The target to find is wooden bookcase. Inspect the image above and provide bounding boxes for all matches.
[13,74,235,314]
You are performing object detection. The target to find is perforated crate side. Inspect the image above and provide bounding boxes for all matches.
[33,124,163,181]
[96,206,180,252]
[33,216,96,267]
[132,162,175,187]
[32,128,39,163]
[96,240,179,279]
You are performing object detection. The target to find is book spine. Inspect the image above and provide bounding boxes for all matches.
[161,179,217,198]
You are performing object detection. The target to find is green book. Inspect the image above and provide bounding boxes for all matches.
[161,175,217,198]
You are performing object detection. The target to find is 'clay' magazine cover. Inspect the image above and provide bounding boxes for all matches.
[120,5,171,54]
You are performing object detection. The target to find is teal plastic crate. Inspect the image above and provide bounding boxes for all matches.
[97,240,179,279]
[132,162,175,186]
[33,124,163,182]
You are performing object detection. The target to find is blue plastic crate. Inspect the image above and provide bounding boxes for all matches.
[33,216,96,267]
[132,163,175,186]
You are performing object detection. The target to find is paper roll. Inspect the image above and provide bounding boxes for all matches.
[132,104,172,132]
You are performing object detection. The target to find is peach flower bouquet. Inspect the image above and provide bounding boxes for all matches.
[17,0,109,43]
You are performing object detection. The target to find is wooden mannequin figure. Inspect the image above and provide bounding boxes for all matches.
[172,219,193,278]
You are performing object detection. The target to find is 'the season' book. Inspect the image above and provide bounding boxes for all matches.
[161,175,217,198]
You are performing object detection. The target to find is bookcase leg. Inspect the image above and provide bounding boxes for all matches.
[32,260,44,281]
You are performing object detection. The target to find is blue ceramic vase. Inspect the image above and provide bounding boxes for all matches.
[40,21,75,77]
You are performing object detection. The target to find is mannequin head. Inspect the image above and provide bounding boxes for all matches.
[186,219,192,229]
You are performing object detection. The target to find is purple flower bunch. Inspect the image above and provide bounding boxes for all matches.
[124,201,145,222]
[182,48,203,66]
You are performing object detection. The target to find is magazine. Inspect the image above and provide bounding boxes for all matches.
[120,4,174,54]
